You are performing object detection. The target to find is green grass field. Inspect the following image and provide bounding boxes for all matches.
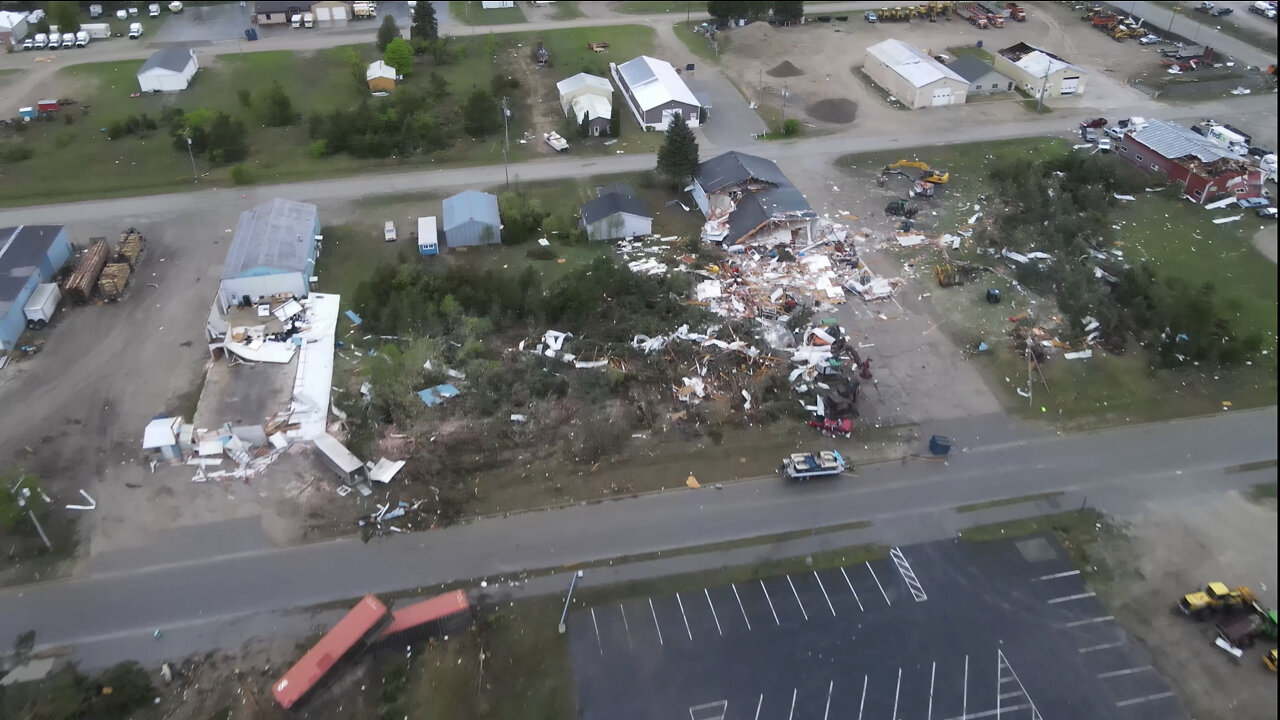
[673,21,723,62]
[549,1,583,19]
[449,0,526,24]
[614,1,691,14]
[836,138,1279,426]
[0,25,657,206]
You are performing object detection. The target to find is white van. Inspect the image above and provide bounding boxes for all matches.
[61,33,76,48]
[129,22,144,38]
[47,32,61,48]
[149,3,161,17]
[291,13,302,27]
[32,33,47,49]
[76,31,89,47]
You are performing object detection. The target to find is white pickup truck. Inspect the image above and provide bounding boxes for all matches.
[384,221,397,243]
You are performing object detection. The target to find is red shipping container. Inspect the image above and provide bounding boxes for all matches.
[37,99,59,113]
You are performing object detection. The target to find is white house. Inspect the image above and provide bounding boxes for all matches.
[580,184,652,242]
[555,73,614,136]
[863,39,968,109]
[611,55,701,131]
[136,46,199,93]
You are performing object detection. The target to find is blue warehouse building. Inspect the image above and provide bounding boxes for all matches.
[0,225,72,351]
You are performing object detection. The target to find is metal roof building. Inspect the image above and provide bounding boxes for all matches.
[611,56,701,131]
[443,191,501,247]
[945,55,1014,95]
[993,42,1087,98]
[136,46,199,93]
[864,39,969,109]
[0,225,72,351]
[218,199,320,310]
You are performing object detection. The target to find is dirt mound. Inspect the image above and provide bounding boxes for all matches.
[805,98,857,124]
[728,20,775,49]
[766,60,805,78]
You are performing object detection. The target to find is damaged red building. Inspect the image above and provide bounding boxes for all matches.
[1116,120,1265,204]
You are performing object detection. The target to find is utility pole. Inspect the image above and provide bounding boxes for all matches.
[501,95,510,190]
[186,136,197,183]
[686,0,691,27]
[1025,336,1034,409]
[1036,72,1048,114]
[781,81,788,124]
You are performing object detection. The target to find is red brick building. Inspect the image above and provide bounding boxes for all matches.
[1116,120,1264,204]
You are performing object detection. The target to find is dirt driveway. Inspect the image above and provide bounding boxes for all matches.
[1097,487,1279,720]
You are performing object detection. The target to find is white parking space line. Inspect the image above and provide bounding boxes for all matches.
[1034,570,1081,581]
[890,546,928,602]
[786,575,809,621]
[1047,592,1097,604]
[1078,641,1124,653]
[732,583,752,631]
[823,680,834,720]
[814,571,837,616]
[892,667,902,720]
[998,691,1023,700]
[619,604,632,650]
[1064,615,1115,628]
[1097,666,1153,679]
[754,694,763,720]
[839,567,865,612]
[676,592,693,642]
[760,580,781,626]
[704,589,723,636]
[858,675,868,720]
[1115,691,1175,707]
[590,607,603,655]
[928,661,936,720]
[963,654,968,720]
[939,704,1031,720]
[866,561,891,606]
[649,598,664,646]
[788,688,797,720]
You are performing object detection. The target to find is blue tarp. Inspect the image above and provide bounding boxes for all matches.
[416,383,461,407]
[345,310,362,325]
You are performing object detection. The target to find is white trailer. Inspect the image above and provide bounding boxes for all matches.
[23,284,61,329]
[82,23,112,39]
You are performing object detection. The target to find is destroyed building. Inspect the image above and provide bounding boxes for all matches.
[993,42,1087,98]
[690,151,818,246]
[1117,120,1266,204]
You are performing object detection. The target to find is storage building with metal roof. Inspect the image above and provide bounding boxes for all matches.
[443,191,501,247]
[0,225,72,351]
[610,56,701,131]
[863,39,969,109]
[218,198,320,310]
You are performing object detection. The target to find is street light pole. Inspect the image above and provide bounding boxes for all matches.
[558,569,584,634]
[501,95,510,190]
[186,136,197,183]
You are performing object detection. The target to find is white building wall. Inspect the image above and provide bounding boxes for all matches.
[219,272,306,310]
[585,213,652,242]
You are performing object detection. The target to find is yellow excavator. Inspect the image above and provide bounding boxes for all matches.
[1265,649,1278,672]
[1178,582,1259,619]
[883,159,950,184]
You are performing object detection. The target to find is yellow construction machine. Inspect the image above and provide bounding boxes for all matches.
[1265,648,1278,672]
[883,159,950,184]
[1178,582,1259,619]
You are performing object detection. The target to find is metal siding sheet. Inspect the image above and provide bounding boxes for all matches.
[0,274,38,350]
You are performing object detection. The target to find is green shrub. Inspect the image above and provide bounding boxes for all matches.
[781,118,800,136]
[230,165,255,185]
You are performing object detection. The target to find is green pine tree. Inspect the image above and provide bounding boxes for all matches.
[656,112,699,187]
[580,112,590,138]
[376,14,400,52]
[609,99,621,138]
[411,0,439,41]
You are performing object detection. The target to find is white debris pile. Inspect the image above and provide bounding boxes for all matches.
[517,329,611,370]
[615,234,685,277]
[631,324,763,358]
[189,421,288,483]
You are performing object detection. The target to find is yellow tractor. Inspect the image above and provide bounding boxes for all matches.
[1178,582,1258,619]
[1265,649,1278,672]
[884,159,950,184]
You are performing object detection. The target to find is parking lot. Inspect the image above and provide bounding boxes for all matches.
[568,536,1187,720]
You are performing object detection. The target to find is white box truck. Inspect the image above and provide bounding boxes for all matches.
[90,4,103,18]
[149,3,161,17]
[32,33,47,49]
[116,8,128,19]
[129,22,144,38]
[83,23,112,39]
[291,13,302,27]
[61,33,76,48]
[47,32,61,48]
[23,284,61,330]
[76,30,89,47]
[304,12,314,27]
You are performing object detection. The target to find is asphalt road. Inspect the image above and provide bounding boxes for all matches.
[0,92,1273,226]
[1,406,1274,660]
[1110,1,1277,67]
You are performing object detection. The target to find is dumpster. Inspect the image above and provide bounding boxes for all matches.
[928,435,952,456]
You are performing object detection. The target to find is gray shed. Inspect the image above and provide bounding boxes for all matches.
[443,190,502,247]
[580,188,652,242]
[946,55,1014,96]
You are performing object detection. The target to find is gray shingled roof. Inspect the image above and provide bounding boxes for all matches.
[1129,120,1238,163]
[726,186,816,245]
[0,225,63,310]
[221,199,317,280]
[695,151,790,195]
[581,190,650,225]
[139,46,195,75]
[946,55,1000,84]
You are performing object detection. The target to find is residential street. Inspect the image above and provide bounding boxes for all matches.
[0,406,1273,665]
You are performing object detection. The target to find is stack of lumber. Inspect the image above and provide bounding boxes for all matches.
[66,238,110,303]
[116,229,146,269]
[97,263,132,301]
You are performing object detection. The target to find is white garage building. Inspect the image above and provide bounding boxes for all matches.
[863,39,968,110]
[136,47,199,93]
[218,198,321,310]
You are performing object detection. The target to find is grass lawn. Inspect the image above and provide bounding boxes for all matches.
[673,21,723,62]
[614,1,691,14]
[0,25,658,206]
[837,137,1279,427]
[550,1,583,20]
[959,509,1117,583]
[449,0,526,24]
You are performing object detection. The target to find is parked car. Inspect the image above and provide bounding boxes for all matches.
[1257,207,1278,219]
[1238,197,1271,208]
[864,11,878,22]
[1211,7,1233,16]
[1138,34,1162,45]
[1081,117,1108,129]
[1097,138,1113,153]
[1081,127,1098,142]
[21,37,33,50]
[384,221,397,243]
[1106,126,1126,140]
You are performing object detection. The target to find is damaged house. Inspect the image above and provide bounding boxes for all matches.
[993,42,1087,98]
[1117,120,1266,203]
[690,151,818,246]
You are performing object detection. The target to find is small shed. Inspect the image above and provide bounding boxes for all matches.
[313,432,367,483]
[580,186,652,242]
[417,216,439,256]
[142,416,184,461]
[443,191,501,247]
[366,60,397,92]
[137,46,199,93]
